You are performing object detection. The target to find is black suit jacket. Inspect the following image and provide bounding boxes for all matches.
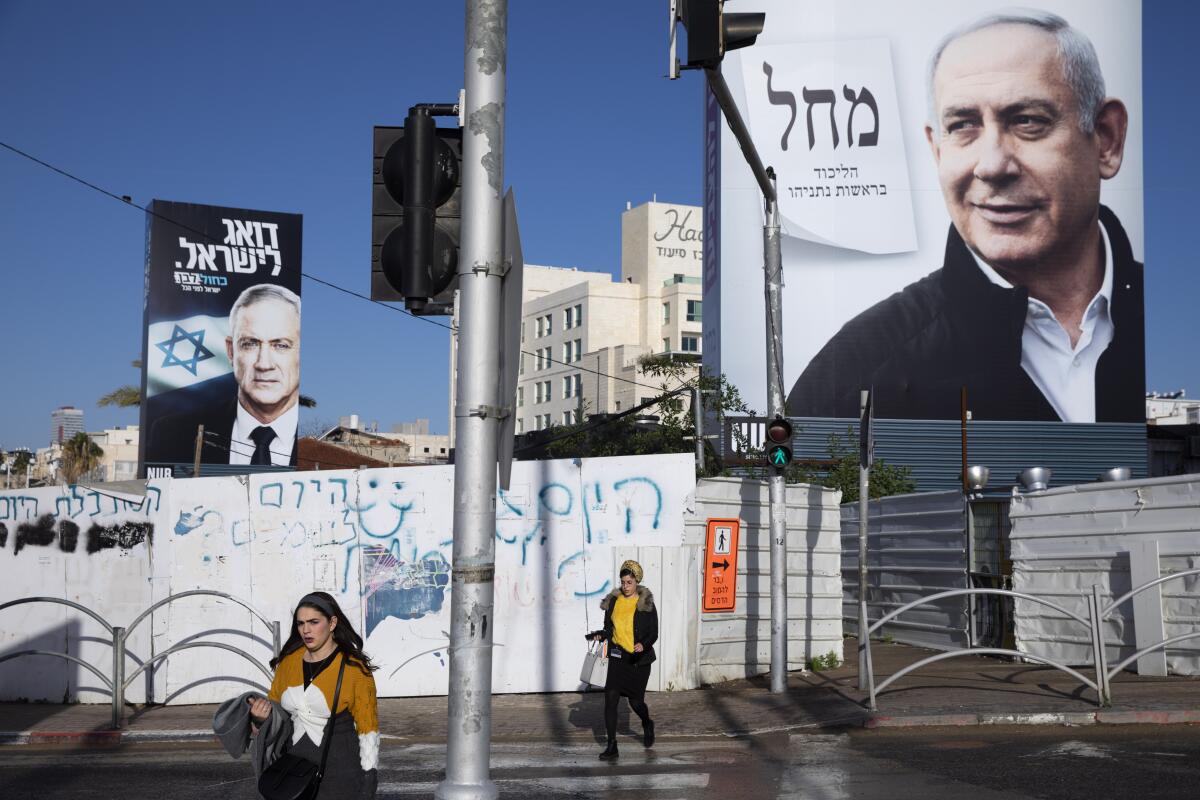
[145,398,298,466]
[786,206,1145,422]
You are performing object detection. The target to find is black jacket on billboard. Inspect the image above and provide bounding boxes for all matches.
[785,206,1145,422]
[145,398,299,467]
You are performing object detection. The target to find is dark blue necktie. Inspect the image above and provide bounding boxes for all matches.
[249,426,276,466]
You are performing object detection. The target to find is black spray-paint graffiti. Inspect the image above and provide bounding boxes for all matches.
[1,514,153,555]
[764,61,880,151]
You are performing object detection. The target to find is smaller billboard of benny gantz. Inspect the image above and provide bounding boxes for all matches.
[139,200,303,476]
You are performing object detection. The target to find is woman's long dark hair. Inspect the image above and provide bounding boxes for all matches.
[271,591,378,675]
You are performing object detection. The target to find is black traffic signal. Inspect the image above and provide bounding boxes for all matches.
[765,415,793,470]
[372,106,462,314]
[682,0,765,68]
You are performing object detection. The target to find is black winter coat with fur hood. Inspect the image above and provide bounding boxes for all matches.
[599,586,658,666]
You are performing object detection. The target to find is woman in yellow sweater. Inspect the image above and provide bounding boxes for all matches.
[249,591,380,798]
[588,559,658,760]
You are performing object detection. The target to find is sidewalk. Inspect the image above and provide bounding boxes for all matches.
[3,639,1197,746]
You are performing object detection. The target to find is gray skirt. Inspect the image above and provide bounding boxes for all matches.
[280,711,374,800]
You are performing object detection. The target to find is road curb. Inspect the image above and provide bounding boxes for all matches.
[3,709,1198,746]
[864,709,1200,729]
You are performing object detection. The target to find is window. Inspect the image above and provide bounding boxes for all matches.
[615,400,621,411]
[562,341,572,363]
[687,299,702,322]
[535,382,544,403]
[516,418,524,433]
[536,316,545,338]
[573,339,582,362]
[563,375,573,398]
[573,373,582,398]
[562,410,577,425]
[563,373,583,399]
[662,302,670,324]
[517,386,524,407]
[521,321,526,343]
[574,304,583,327]
[423,447,430,453]
[564,304,582,330]
[543,314,552,336]
[662,337,670,353]
[681,335,700,352]
[541,413,552,429]
[543,380,553,402]
[519,353,525,375]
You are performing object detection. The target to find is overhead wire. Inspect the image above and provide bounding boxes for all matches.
[0,139,688,397]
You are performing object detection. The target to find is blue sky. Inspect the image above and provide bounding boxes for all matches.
[1,1,1196,451]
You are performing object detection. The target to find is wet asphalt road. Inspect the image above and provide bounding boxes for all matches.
[1,724,1197,799]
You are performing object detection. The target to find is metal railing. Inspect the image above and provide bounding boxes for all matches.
[0,591,281,729]
[861,568,1200,710]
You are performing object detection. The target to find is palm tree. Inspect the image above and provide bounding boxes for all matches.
[60,432,104,484]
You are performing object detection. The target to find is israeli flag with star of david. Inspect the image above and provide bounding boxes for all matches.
[145,314,233,398]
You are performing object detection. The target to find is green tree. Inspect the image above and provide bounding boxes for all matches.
[11,450,32,476]
[542,354,753,476]
[785,430,916,503]
[60,432,104,484]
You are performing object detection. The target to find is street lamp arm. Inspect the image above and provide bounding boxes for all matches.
[704,67,776,203]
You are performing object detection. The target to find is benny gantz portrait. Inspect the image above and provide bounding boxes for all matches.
[787,10,1144,423]
[146,284,301,467]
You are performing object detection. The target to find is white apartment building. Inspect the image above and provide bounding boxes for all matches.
[448,200,703,442]
[1146,391,1200,425]
[88,425,140,482]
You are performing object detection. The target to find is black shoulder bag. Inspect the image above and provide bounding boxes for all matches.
[258,653,348,800]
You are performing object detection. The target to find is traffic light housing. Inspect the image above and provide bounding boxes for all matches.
[765,415,793,470]
[372,106,462,314]
[681,0,765,68]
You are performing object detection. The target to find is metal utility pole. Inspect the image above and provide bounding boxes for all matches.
[763,174,788,693]
[857,389,871,689]
[670,0,780,690]
[437,1,506,798]
[692,387,705,473]
[704,66,787,693]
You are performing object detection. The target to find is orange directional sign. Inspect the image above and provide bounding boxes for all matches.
[703,517,740,612]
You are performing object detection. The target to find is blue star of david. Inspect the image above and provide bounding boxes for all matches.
[155,325,215,376]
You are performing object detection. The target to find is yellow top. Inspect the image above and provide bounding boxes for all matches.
[267,649,380,770]
[611,593,638,653]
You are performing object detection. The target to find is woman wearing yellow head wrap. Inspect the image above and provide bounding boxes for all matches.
[587,559,658,760]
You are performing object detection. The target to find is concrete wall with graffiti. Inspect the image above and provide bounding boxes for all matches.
[1,454,693,704]
[0,483,161,703]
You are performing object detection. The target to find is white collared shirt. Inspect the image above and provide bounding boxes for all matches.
[229,401,298,465]
[971,223,1115,423]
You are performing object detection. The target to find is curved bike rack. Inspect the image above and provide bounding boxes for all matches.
[863,587,1104,711]
[863,569,1200,711]
[0,597,113,634]
[0,592,280,729]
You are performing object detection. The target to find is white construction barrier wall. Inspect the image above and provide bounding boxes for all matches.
[0,454,694,703]
[1,462,848,704]
[687,478,843,684]
[1009,474,1200,676]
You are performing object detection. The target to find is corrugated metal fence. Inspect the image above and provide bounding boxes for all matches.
[727,417,1147,494]
[842,490,970,651]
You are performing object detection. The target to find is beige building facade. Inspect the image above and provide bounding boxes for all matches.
[449,201,703,443]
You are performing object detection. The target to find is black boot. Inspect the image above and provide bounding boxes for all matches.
[643,719,655,748]
[599,739,619,760]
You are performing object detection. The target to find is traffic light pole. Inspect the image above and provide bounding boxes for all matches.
[703,66,788,694]
[763,174,788,694]
[436,1,506,798]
